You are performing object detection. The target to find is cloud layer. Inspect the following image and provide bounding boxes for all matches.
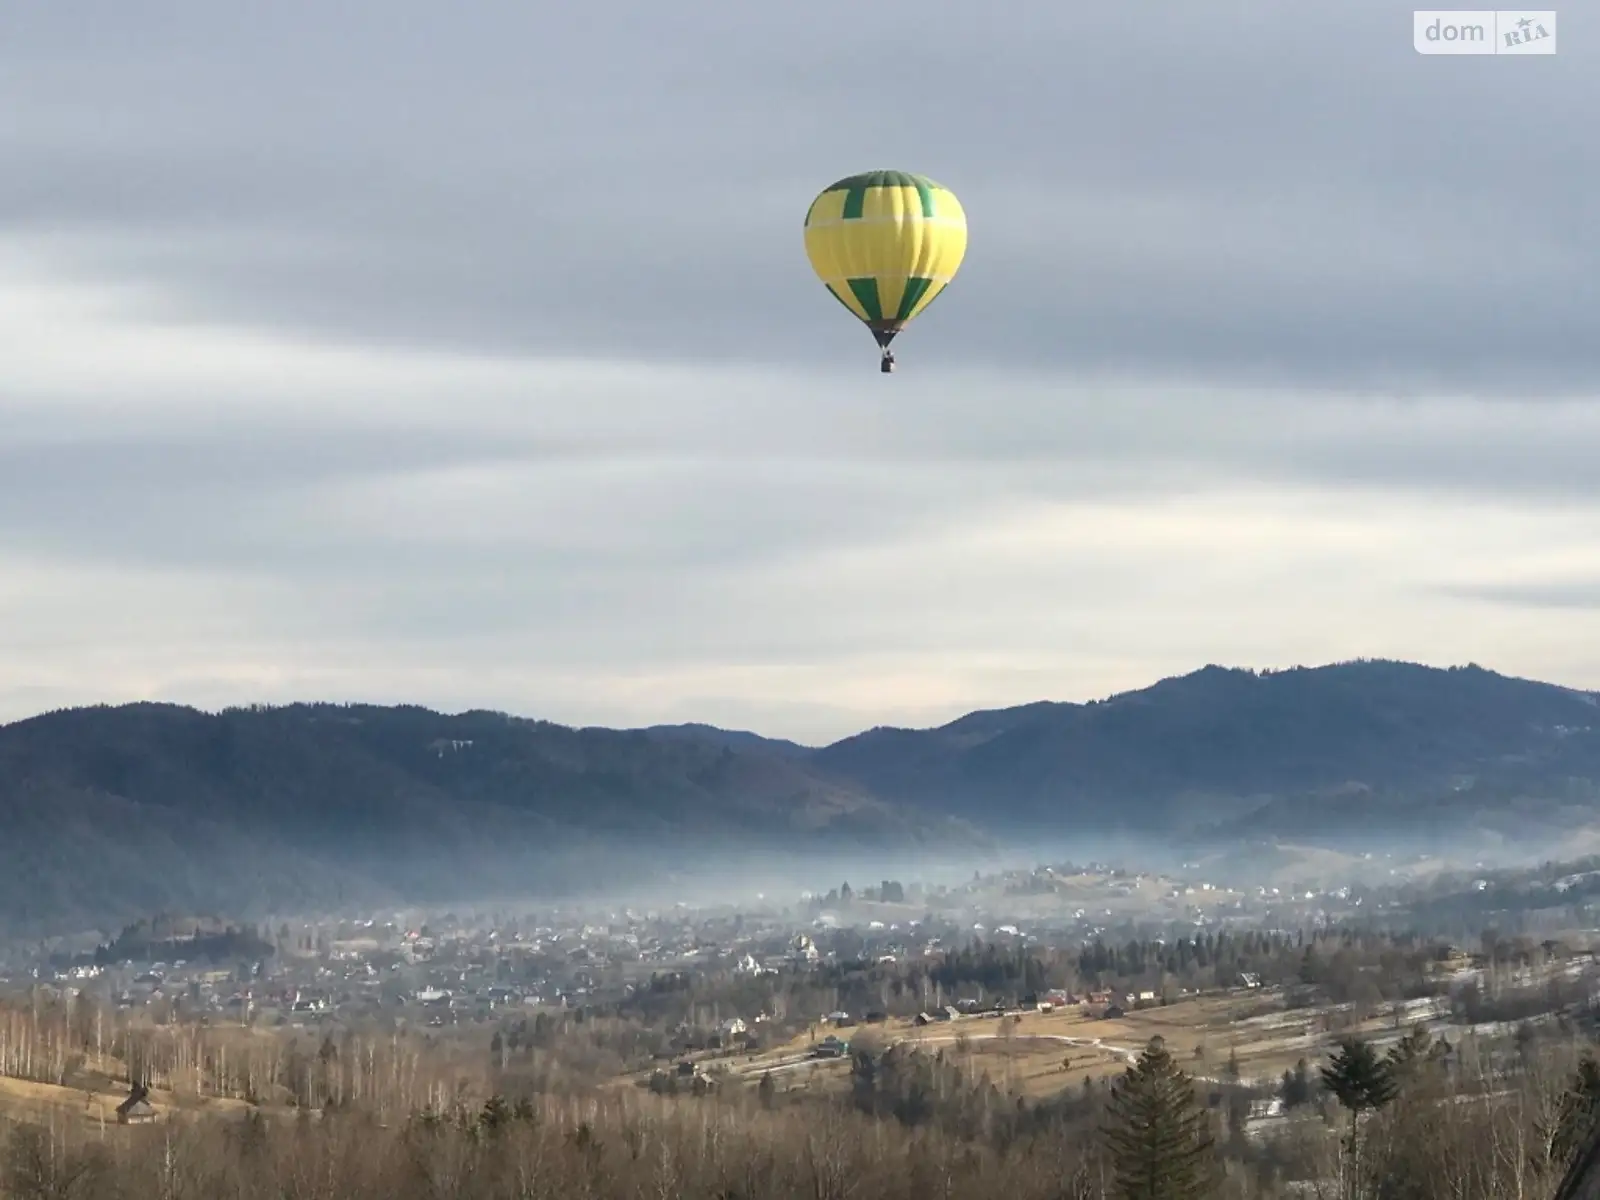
[2,2,1597,742]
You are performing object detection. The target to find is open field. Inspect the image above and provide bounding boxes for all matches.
[0,1072,257,1132]
[706,986,1447,1099]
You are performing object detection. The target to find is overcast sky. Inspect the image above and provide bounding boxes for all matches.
[2,2,1597,744]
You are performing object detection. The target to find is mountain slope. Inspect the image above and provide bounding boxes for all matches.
[6,660,1600,935]
[0,702,977,935]
[809,661,1600,835]
[638,723,811,759]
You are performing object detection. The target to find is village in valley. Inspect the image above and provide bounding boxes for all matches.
[0,857,1461,1040]
[3,852,1598,1161]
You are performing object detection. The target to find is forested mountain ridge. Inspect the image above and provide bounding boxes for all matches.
[3,659,1599,933]
[808,660,1600,837]
[0,701,978,934]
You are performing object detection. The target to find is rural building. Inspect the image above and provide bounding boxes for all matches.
[116,1083,157,1125]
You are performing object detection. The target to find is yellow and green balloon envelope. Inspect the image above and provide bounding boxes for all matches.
[803,170,967,373]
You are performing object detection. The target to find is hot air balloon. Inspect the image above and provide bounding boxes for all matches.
[802,170,967,372]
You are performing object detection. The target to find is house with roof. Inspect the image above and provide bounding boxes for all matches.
[116,1082,157,1125]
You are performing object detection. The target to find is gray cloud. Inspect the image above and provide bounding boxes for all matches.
[1435,580,1600,611]
[3,1,1595,388]
[3,2,1600,741]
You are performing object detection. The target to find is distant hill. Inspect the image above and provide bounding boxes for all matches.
[4,660,1600,934]
[639,723,811,758]
[809,660,1600,844]
[0,702,977,936]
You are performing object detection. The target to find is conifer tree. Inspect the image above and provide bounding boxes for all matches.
[1102,1035,1220,1200]
[1279,1057,1313,1108]
[1321,1038,1398,1200]
[1383,1023,1449,1090]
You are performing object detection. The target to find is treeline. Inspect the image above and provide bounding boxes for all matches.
[0,989,710,1112]
[805,879,911,908]
[607,928,1497,1038]
[0,992,468,1116]
[86,917,275,968]
[7,1017,1600,1196]
[0,1090,1107,1200]
[845,1033,1106,1147]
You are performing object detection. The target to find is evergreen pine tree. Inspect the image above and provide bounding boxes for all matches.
[1102,1035,1221,1200]
[1279,1057,1313,1108]
[1383,1023,1449,1089]
[1321,1038,1398,1200]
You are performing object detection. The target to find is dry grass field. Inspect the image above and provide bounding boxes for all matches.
[0,1072,257,1132]
[718,986,1399,1100]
